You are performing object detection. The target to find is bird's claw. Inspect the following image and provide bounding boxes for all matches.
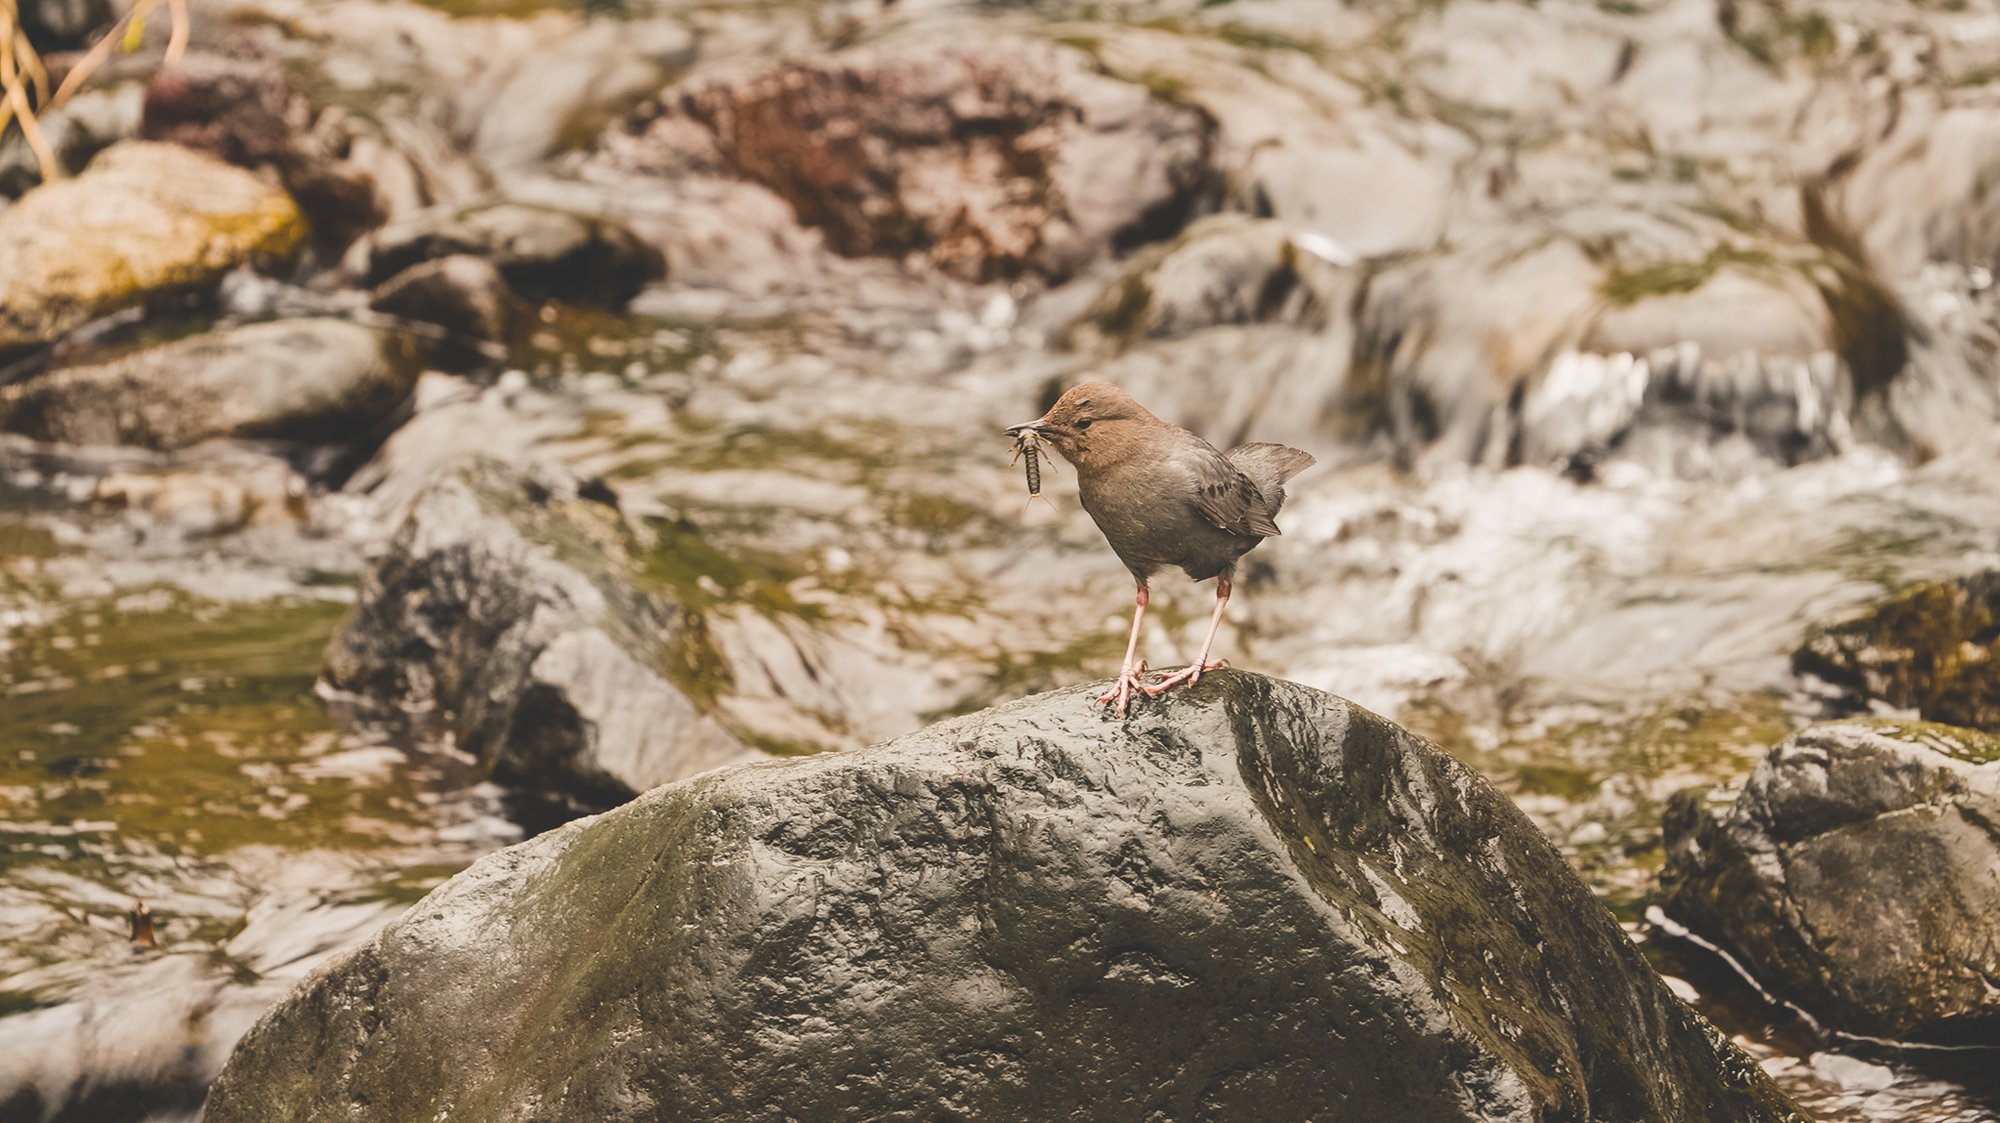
[1096,662,1151,718]
[1141,658,1227,697]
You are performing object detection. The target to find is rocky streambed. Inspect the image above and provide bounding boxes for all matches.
[4,0,2000,1119]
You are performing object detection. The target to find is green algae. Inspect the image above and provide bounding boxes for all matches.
[1597,245,1788,306]
[639,517,822,621]
[1843,718,2000,764]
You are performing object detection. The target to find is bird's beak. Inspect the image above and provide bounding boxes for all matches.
[1005,419,1048,438]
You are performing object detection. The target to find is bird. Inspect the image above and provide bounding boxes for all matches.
[1007,381,1315,717]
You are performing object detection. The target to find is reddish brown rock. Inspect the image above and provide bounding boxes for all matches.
[617,34,1217,282]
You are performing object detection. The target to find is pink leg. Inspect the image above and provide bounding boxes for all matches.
[1144,577,1231,696]
[1096,582,1152,717]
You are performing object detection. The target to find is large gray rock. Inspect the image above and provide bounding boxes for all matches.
[323,457,752,807]
[206,674,1801,1123]
[0,319,420,451]
[621,31,1217,282]
[1660,720,2000,1041]
[0,142,305,354]
[1794,571,2000,731]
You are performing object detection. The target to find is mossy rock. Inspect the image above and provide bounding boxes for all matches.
[1661,719,2000,1040]
[1795,571,2000,730]
[0,142,305,354]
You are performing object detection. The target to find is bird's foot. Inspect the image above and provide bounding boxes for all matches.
[1096,662,1151,718]
[1141,658,1227,697]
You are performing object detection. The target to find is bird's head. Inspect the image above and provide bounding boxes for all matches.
[1006,381,1156,470]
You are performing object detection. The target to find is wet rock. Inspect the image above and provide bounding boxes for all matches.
[1069,214,1354,351]
[1794,572,2000,730]
[0,142,305,355]
[322,456,753,807]
[1660,720,2000,1041]
[0,319,420,451]
[365,201,664,306]
[207,674,1801,1123]
[620,31,1217,282]
[369,254,525,354]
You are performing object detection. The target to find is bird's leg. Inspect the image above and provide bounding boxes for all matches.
[1144,577,1231,696]
[1096,582,1152,717]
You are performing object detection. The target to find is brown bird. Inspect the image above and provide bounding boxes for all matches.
[1008,382,1315,716]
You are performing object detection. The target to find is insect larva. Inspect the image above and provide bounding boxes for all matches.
[1011,430,1056,510]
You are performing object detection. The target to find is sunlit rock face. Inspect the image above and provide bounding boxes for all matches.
[207,674,1801,1123]
[1661,720,2000,1042]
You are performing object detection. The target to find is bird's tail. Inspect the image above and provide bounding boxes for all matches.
[1226,443,1316,510]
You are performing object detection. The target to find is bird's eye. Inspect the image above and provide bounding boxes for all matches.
[1076,418,1093,430]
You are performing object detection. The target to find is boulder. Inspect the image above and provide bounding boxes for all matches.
[1660,720,2000,1041]
[322,456,752,807]
[1794,571,2000,731]
[365,202,664,306]
[623,32,1217,282]
[0,142,305,354]
[0,319,420,451]
[207,674,1800,1123]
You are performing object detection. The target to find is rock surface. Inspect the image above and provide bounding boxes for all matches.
[1069,213,1354,350]
[369,254,524,351]
[0,142,305,354]
[1794,571,2000,731]
[1660,720,2000,1041]
[207,674,1799,1123]
[365,201,664,305]
[619,32,1217,282]
[0,319,419,451]
[322,456,753,807]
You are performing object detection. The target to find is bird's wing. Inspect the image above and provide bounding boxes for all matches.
[1183,446,1283,538]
